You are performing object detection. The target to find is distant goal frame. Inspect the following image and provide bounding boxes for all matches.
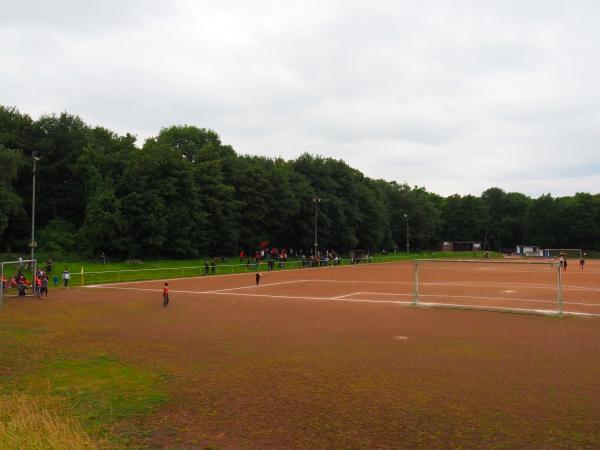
[542,248,583,259]
[410,259,564,316]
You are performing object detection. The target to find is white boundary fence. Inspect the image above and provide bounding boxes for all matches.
[80,255,382,286]
[63,252,497,287]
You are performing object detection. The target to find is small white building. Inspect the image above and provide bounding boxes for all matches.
[516,245,542,256]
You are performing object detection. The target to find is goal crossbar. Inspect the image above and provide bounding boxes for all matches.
[417,259,558,266]
[543,249,583,258]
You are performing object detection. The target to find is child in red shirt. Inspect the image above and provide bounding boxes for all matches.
[35,275,42,298]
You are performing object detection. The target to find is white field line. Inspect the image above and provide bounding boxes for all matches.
[416,302,600,317]
[207,279,305,293]
[420,293,600,308]
[331,292,363,299]
[87,280,304,295]
[305,279,558,291]
[87,274,600,298]
[86,285,600,309]
[87,284,410,304]
[85,261,410,288]
[82,285,600,317]
[309,278,600,293]
[310,279,411,285]
[357,291,556,305]
[208,291,411,305]
[337,291,600,308]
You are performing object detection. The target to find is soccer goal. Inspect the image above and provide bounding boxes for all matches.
[543,249,583,259]
[411,259,563,315]
[0,259,37,310]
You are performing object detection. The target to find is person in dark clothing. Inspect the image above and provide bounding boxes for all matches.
[45,258,53,274]
[41,275,49,298]
[163,282,170,307]
[255,272,262,285]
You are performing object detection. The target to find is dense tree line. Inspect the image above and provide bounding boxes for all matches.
[1,105,599,259]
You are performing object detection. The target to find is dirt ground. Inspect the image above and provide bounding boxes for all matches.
[3,260,600,448]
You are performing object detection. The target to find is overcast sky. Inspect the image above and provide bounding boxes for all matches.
[2,1,599,196]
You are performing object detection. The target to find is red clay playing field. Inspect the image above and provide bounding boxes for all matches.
[90,259,600,317]
[4,259,600,448]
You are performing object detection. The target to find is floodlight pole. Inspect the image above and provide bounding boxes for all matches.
[31,153,40,262]
[404,213,410,254]
[313,198,321,256]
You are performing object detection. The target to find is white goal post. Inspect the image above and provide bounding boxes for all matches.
[411,259,563,315]
[542,249,583,259]
[0,259,37,310]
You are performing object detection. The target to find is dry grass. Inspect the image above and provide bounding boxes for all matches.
[0,393,97,449]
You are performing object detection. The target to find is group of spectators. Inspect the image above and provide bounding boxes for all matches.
[238,247,342,270]
[241,248,291,271]
[301,250,341,267]
[0,268,49,297]
[1,271,30,296]
[0,258,72,298]
[204,258,218,274]
[33,268,50,298]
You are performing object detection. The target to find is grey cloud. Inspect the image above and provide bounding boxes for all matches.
[0,1,173,31]
[1,0,599,196]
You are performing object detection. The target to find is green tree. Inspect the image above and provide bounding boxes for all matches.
[152,125,221,163]
[0,146,26,244]
[440,195,486,242]
[524,194,559,247]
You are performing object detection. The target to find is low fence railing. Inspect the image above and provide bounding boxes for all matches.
[76,255,413,286]
[63,251,500,287]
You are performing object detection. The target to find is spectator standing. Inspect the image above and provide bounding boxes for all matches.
[45,258,53,274]
[35,274,42,298]
[42,274,49,298]
[62,268,71,288]
[16,273,27,296]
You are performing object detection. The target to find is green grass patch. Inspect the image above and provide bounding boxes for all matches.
[15,355,169,439]
[0,393,97,449]
[32,251,503,286]
[0,319,169,446]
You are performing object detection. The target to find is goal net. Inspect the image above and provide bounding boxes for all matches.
[543,249,583,259]
[412,259,562,315]
[1,259,37,309]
